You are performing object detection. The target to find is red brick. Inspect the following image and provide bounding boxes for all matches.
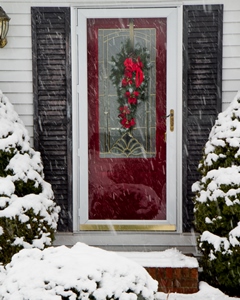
[180,286,199,294]
[181,267,190,278]
[151,267,199,294]
[174,268,182,279]
[181,279,198,288]
[174,287,185,294]
[166,268,173,279]
[157,267,166,279]
[158,278,168,293]
[190,268,198,280]
[165,279,173,289]
[145,267,157,280]
[185,287,199,294]
[173,278,181,288]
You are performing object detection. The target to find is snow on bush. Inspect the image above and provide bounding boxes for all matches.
[0,242,158,300]
[0,90,59,265]
[193,91,240,296]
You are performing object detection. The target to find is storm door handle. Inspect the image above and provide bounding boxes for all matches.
[169,109,174,132]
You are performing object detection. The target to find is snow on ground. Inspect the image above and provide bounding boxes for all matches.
[0,243,239,300]
[156,282,239,300]
[118,251,239,299]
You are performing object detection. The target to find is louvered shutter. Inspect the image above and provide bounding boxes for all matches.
[182,5,223,231]
[31,7,72,231]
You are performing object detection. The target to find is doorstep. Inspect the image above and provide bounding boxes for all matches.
[117,249,199,294]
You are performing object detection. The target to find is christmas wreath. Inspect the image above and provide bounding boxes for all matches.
[110,39,151,131]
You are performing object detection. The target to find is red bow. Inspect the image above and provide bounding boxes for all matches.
[124,58,144,87]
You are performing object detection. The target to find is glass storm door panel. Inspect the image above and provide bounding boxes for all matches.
[87,18,166,220]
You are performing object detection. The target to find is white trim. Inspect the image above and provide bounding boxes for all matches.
[176,5,183,233]
[166,7,178,227]
[72,6,182,232]
[71,7,79,231]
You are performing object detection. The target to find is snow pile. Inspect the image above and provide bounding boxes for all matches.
[0,242,157,300]
[192,91,240,295]
[118,248,198,268]
[156,281,238,300]
[0,90,59,265]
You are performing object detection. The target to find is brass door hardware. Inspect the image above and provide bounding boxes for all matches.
[170,109,174,132]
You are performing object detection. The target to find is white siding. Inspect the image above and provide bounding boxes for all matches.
[222,1,240,110]
[0,0,240,140]
[0,4,33,142]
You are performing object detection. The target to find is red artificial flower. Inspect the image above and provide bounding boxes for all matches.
[121,117,136,129]
[122,77,132,86]
[128,97,137,105]
[118,114,124,119]
[124,70,133,78]
[119,105,130,115]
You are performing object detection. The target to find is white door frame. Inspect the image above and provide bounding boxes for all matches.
[71,6,183,233]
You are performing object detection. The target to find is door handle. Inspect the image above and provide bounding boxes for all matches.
[170,109,174,132]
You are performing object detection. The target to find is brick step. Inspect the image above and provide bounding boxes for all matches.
[118,249,199,294]
[145,266,198,294]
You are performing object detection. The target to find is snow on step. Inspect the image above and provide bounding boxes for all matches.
[117,248,198,268]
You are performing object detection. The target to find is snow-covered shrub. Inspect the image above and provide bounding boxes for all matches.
[0,242,157,300]
[0,90,59,265]
[192,91,240,296]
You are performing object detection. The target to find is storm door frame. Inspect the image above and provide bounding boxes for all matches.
[72,7,183,232]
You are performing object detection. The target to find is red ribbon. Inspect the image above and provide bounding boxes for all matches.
[124,58,144,88]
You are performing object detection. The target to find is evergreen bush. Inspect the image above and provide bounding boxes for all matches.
[0,243,158,300]
[193,92,240,296]
[0,91,59,265]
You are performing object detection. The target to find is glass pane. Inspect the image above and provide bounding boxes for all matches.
[99,27,156,158]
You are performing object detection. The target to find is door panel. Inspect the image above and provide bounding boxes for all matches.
[87,18,166,220]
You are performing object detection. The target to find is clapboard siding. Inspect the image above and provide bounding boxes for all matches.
[0,60,32,70]
[223,47,240,58]
[32,7,72,232]
[222,69,240,79]
[222,4,240,109]
[6,93,33,103]
[0,82,32,93]
[8,25,31,36]
[0,71,32,82]
[182,5,223,231]
[0,49,32,59]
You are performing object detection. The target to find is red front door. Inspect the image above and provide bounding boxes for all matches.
[87,18,166,220]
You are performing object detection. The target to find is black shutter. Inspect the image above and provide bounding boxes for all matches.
[31,7,72,231]
[182,5,223,231]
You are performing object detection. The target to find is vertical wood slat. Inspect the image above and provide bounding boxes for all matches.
[182,5,223,231]
[31,7,72,232]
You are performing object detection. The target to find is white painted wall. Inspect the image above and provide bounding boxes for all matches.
[0,0,240,143]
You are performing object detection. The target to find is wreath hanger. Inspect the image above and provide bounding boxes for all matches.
[128,18,134,50]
